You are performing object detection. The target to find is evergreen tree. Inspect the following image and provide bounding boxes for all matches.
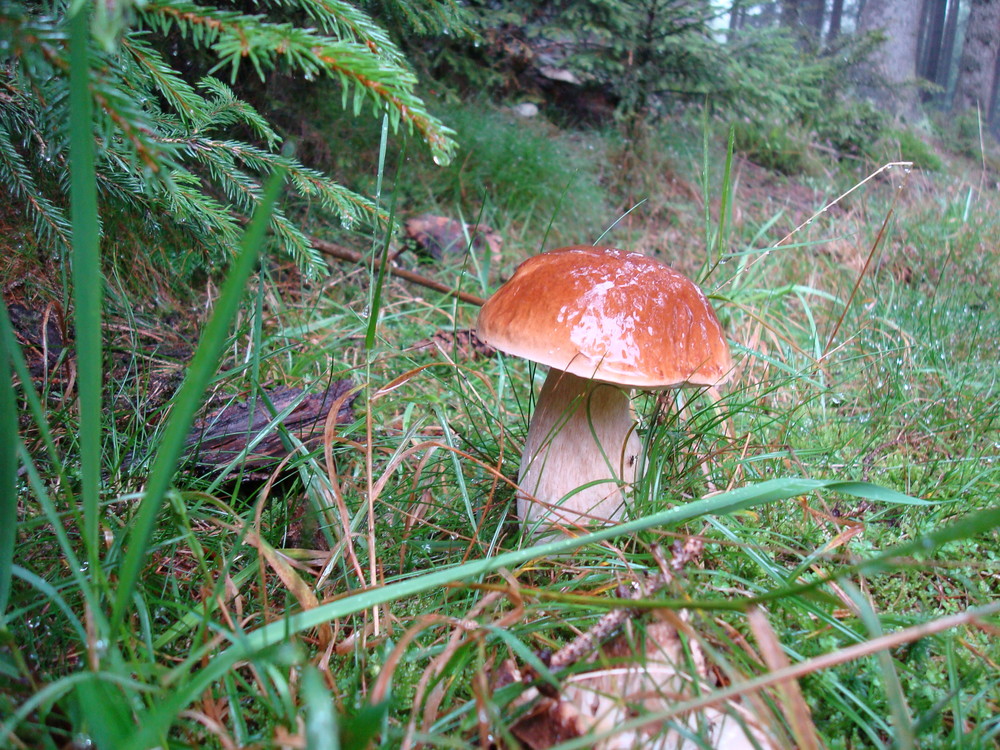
[0,0,458,276]
[953,0,1000,132]
[857,0,922,122]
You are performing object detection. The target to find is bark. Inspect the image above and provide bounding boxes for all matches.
[828,0,845,41]
[938,0,962,91]
[779,0,801,27]
[780,0,825,48]
[991,50,1000,134]
[728,0,746,36]
[756,1,780,27]
[185,382,356,473]
[953,0,1000,118]
[857,0,923,121]
[918,0,948,81]
[916,0,931,75]
[801,0,826,37]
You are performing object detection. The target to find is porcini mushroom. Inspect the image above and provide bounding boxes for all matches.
[477,246,732,537]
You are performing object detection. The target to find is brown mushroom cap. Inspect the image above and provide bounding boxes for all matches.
[477,246,732,388]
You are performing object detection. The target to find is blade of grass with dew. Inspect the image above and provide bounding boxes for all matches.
[119,476,968,748]
[15,443,105,621]
[110,169,286,635]
[593,199,647,246]
[741,503,1000,608]
[365,113,396,350]
[701,103,712,256]
[0,306,17,619]
[302,664,340,750]
[76,675,142,748]
[434,405,478,535]
[842,580,916,749]
[704,123,735,278]
[0,305,64,477]
[9,565,88,644]
[69,0,104,581]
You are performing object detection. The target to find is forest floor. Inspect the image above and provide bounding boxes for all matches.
[4,108,1000,748]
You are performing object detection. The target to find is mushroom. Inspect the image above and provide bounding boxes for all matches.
[477,246,732,537]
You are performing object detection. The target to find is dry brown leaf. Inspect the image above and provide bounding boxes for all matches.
[404,213,502,260]
[747,607,820,750]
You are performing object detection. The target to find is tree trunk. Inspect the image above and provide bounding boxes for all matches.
[919,0,948,84]
[953,0,1000,119]
[779,0,800,27]
[801,0,826,43]
[991,50,1000,135]
[752,1,780,28]
[858,0,923,121]
[916,0,932,76]
[938,0,962,93]
[828,0,845,41]
[728,0,743,35]
[780,0,825,48]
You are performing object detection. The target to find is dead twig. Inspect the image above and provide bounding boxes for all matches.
[548,540,702,671]
[310,236,488,307]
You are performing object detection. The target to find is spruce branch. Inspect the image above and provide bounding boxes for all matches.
[1,0,457,274]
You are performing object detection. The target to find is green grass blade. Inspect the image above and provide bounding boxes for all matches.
[0,306,17,619]
[75,676,139,747]
[9,565,88,643]
[0,302,65,478]
[845,581,916,749]
[593,199,647,246]
[484,625,559,690]
[709,123,736,273]
[701,103,712,256]
[0,672,95,740]
[110,170,286,635]
[435,405,477,533]
[365,124,403,351]
[16,443,103,619]
[68,0,104,575]
[302,665,340,750]
[741,504,1000,607]
[122,477,941,748]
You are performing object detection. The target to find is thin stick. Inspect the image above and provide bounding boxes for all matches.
[714,161,914,296]
[548,540,702,670]
[310,236,487,306]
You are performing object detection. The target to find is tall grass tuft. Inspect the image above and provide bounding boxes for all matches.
[67,2,104,591]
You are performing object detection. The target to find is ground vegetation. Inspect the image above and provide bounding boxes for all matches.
[2,1,999,747]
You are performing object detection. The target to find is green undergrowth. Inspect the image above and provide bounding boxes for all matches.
[266,87,614,257]
[3,80,1000,750]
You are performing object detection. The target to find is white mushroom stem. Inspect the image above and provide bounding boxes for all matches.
[517,369,642,535]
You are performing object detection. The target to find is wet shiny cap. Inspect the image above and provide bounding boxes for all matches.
[477,246,733,388]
